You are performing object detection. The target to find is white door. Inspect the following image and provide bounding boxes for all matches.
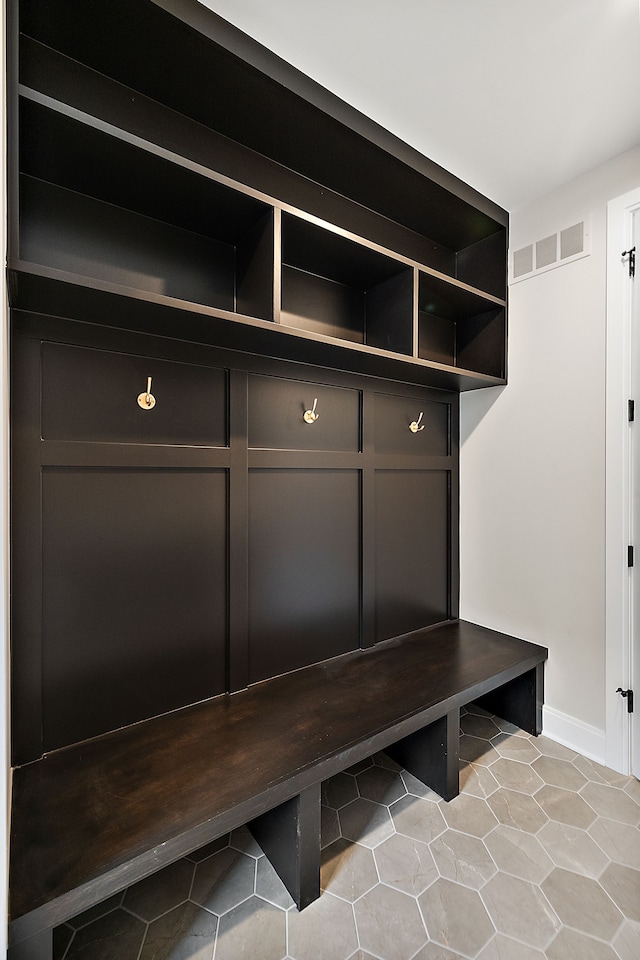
[630,207,640,777]
[606,186,640,777]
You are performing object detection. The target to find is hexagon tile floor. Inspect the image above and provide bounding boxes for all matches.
[52,704,640,960]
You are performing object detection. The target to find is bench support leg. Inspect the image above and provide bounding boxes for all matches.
[387,709,460,801]
[248,782,321,910]
[474,663,544,735]
[8,928,52,960]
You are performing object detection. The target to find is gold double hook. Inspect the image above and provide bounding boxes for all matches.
[409,411,425,433]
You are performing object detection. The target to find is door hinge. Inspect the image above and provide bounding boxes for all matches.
[622,246,636,278]
[616,687,634,713]
[629,399,635,422]
[628,545,634,567]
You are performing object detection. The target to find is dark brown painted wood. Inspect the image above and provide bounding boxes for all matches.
[248,375,361,453]
[374,470,450,641]
[475,662,545,736]
[9,620,546,947]
[247,468,361,682]
[228,370,250,693]
[249,783,321,910]
[41,467,229,752]
[387,709,460,801]
[41,341,228,447]
[373,392,450,458]
[7,926,52,960]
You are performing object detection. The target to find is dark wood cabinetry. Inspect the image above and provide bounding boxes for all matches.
[8,0,497,761]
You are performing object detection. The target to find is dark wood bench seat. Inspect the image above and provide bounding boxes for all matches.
[8,620,547,959]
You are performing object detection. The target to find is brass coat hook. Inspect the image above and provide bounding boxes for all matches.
[137,376,156,410]
[409,411,425,433]
[303,398,319,424]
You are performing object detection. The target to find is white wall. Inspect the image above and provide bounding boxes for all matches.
[460,144,640,762]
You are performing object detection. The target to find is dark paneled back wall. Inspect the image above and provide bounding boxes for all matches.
[11,312,459,765]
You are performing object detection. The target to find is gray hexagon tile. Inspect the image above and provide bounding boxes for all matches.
[459,735,500,767]
[321,838,379,902]
[255,854,296,910]
[489,757,545,794]
[322,803,342,849]
[487,787,549,833]
[491,733,541,763]
[484,824,553,883]
[322,772,359,810]
[190,847,256,916]
[476,934,546,959]
[419,877,494,957]
[531,754,588,791]
[533,736,578,761]
[389,794,447,844]
[62,908,146,960]
[214,897,286,960]
[613,919,640,960]
[374,831,438,895]
[354,884,427,960]
[412,943,466,960]
[481,871,561,949]
[401,769,442,800]
[579,780,640,825]
[440,793,499,838]
[597,862,640,922]
[545,926,620,960]
[541,868,624,940]
[430,829,496,889]
[229,825,264,858]
[339,797,395,848]
[123,859,194,921]
[573,754,632,786]
[460,713,501,741]
[536,819,610,877]
[458,761,500,799]
[356,764,407,805]
[288,892,358,960]
[534,784,598,829]
[588,817,640,869]
[139,902,217,960]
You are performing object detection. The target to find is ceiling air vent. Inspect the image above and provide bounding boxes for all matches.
[510,218,590,284]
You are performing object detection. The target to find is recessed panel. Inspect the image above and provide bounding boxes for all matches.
[375,471,449,642]
[248,375,361,451]
[42,467,228,751]
[42,341,228,446]
[248,469,360,682]
[374,393,449,457]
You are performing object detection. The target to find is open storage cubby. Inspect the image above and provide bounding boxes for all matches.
[18,96,275,320]
[418,272,506,380]
[280,212,414,354]
[9,0,509,393]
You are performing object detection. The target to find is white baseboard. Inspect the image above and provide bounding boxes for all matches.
[542,705,606,765]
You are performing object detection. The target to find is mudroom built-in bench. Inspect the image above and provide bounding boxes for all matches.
[8,621,547,959]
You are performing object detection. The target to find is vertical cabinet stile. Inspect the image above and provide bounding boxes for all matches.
[228,369,250,693]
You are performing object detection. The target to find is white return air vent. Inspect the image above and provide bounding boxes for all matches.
[510,218,590,284]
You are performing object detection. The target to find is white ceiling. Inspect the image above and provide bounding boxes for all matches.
[198,0,640,212]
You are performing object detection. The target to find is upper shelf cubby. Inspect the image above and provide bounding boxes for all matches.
[18,97,275,320]
[280,214,414,355]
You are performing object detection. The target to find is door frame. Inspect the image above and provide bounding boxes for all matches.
[605,185,640,775]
